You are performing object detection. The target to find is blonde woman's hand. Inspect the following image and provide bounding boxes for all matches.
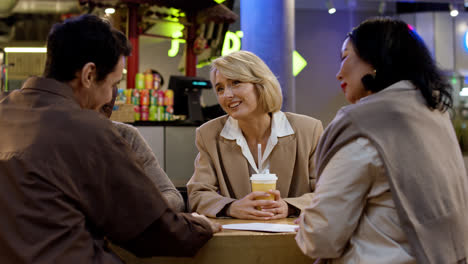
[259,190,288,219]
[191,212,222,233]
[227,191,277,220]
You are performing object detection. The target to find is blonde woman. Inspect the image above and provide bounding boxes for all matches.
[187,50,323,220]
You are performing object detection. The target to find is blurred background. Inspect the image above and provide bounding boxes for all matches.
[1,0,468,179]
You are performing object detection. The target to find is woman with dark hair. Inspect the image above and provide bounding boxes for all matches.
[295,17,468,264]
[100,87,185,212]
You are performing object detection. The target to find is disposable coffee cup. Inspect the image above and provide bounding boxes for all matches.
[250,170,278,201]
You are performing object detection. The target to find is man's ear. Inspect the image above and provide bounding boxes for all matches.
[79,62,97,89]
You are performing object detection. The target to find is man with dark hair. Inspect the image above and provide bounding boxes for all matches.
[0,14,220,264]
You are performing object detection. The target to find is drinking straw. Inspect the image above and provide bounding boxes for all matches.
[258,143,262,173]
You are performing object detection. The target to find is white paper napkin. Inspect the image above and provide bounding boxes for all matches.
[222,223,298,233]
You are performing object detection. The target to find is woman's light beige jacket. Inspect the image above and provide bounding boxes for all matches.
[187,112,323,217]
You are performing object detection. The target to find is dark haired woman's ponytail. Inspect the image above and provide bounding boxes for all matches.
[361,73,377,91]
[361,69,384,93]
[361,68,400,94]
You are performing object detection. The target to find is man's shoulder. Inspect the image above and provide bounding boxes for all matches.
[54,108,110,130]
[44,108,116,144]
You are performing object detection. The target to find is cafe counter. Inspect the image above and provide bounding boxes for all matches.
[110,218,314,264]
[133,121,200,188]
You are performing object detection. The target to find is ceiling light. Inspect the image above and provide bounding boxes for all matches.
[450,4,459,17]
[4,47,47,53]
[105,8,115,15]
[326,0,336,15]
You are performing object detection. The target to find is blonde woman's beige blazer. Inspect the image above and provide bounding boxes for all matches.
[187,112,323,217]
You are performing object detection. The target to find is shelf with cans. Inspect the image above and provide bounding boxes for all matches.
[121,87,174,122]
[115,70,175,122]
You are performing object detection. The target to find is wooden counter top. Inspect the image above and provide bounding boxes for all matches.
[111,217,313,264]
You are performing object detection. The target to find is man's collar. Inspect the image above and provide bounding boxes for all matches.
[21,77,78,103]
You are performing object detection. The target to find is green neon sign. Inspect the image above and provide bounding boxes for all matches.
[221,31,243,56]
[168,30,308,76]
[293,51,307,77]
[168,40,180,57]
[168,29,185,57]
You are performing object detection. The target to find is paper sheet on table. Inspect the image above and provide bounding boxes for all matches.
[222,223,298,233]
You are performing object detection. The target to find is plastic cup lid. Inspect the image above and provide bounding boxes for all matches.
[250,170,277,181]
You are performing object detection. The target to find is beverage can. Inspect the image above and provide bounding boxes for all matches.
[141,105,149,121]
[131,89,140,105]
[144,72,154,89]
[117,88,125,102]
[135,73,145,90]
[165,105,173,121]
[157,90,165,106]
[134,105,141,121]
[153,73,162,90]
[150,89,158,106]
[124,89,132,104]
[149,105,157,121]
[164,89,174,106]
[140,89,149,106]
[157,105,165,121]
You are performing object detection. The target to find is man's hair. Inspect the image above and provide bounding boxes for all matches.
[348,17,452,112]
[43,14,132,82]
[210,50,283,113]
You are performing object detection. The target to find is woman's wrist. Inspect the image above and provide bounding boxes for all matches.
[218,201,234,217]
[287,204,300,216]
[226,203,232,217]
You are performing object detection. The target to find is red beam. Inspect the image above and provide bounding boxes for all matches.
[185,14,197,77]
[127,3,139,89]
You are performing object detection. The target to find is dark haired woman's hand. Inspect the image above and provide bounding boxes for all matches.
[226,192,277,220]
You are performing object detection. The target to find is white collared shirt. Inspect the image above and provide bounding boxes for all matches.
[220,111,295,174]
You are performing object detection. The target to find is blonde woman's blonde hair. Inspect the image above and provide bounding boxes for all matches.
[210,50,282,113]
